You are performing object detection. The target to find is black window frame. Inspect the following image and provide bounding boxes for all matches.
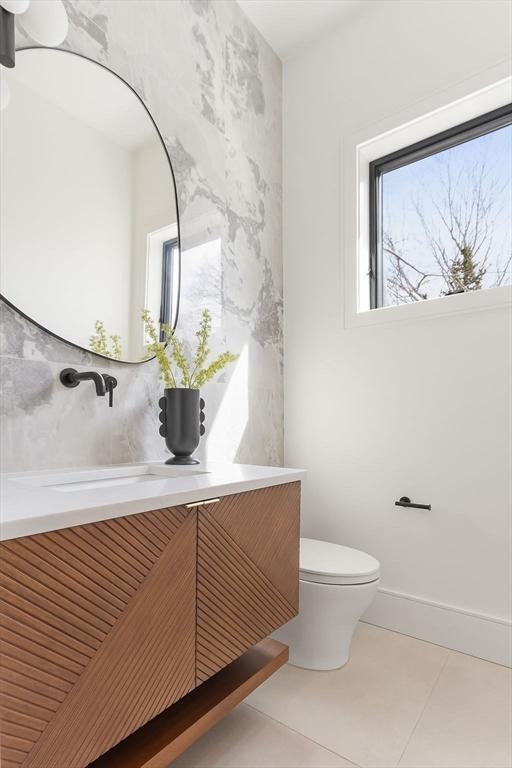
[369,103,512,309]
[159,237,179,341]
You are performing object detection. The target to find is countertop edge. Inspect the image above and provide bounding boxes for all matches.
[0,466,306,541]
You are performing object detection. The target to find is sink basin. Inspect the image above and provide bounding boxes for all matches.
[13,465,209,492]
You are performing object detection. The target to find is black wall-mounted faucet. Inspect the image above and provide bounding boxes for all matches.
[60,368,117,407]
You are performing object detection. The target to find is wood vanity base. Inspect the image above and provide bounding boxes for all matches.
[88,639,288,768]
[0,483,300,767]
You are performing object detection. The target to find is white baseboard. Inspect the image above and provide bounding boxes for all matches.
[362,587,512,667]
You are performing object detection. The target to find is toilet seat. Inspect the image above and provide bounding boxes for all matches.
[299,537,380,585]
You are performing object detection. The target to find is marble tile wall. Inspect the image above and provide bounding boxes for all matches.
[0,0,283,472]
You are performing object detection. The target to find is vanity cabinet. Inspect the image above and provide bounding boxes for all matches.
[0,482,300,768]
[196,484,300,683]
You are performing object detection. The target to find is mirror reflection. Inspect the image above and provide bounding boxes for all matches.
[0,48,180,362]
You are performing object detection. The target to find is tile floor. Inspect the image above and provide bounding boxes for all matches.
[173,623,512,768]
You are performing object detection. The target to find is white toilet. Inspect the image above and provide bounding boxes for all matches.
[274,538,380,670]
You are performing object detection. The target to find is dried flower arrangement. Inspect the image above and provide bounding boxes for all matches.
[141,308,238,389]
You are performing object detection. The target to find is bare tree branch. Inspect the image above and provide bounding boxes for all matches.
[383,155,510,303]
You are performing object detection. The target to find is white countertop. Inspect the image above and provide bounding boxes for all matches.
[0,461,305,541]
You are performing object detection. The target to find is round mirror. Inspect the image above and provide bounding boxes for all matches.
[0,48,180,363]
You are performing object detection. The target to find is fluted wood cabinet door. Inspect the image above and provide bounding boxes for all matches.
[0,505,197,768]
[196,482,300,684]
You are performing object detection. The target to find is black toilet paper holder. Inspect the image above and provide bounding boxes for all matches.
[395,496,431,511]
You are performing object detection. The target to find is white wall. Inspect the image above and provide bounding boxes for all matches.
[283,0,512,664]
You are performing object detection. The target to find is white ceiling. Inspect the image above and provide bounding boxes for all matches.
[237,0,366,60]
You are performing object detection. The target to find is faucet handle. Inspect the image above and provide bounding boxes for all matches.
[102,375,118,407]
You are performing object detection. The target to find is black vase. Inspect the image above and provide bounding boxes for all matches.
[158,388,205,465]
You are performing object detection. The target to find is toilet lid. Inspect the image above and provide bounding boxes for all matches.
[299,538,380,585]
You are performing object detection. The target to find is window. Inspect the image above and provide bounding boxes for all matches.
[144,224,180,349]
[159,237,179,341]
[369,104,512,309]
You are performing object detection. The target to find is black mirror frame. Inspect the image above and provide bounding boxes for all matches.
[0,46,182,365]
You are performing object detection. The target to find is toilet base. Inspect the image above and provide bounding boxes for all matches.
[273,577,379,671]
